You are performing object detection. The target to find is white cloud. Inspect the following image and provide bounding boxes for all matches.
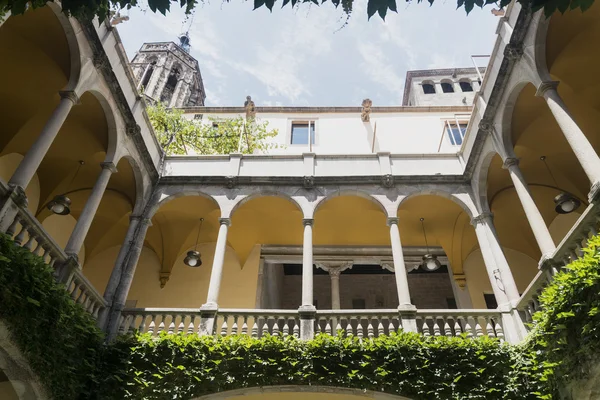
[357,42,405,102]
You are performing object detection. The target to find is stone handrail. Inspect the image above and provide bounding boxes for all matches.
[316,309,401,338]
[416,309,504,339]
[1,185,107,318]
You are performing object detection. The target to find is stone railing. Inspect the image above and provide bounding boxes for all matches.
[1,192,107,318]
[119,307,503,340]
[516,201,600,327]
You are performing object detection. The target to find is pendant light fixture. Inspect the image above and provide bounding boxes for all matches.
[540,156,580,214]
[420,217,441,272]
[184,218,204,267]
[47,160,84,216]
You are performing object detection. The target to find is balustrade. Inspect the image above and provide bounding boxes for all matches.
[416,310,504,339]
[315,310,401,338]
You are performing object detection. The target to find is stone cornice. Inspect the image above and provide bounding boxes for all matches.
[79,20,160,183]
[461,6,534,180]
[179,105,473,114]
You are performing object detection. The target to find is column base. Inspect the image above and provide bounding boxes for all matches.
[398,304,418,333]
[198,304,218,336]
[588,181,600,204]
[0,184,27,233]
[298,305,316,340]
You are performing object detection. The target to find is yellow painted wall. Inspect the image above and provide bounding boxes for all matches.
[463,248,538,308]
[0,153,40,213]
[127,244,261,309]
[549,213,581,245]
[41,214,85,263]
[82,245,121,294]
[0,381,19,400]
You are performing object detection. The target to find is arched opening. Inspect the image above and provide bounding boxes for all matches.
[230,194,303,309]
[127,195,222,308]
[0,371,19,400]
[421,80,436,94]
[440,80,454,93]
[459,79,473,92]
[397,194,475,309]
[160,66,180,104]
[140,60,156,89]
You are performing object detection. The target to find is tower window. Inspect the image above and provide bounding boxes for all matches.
[160,67,181,104]
[140,61,156,89]
[422,81,436,94]
[291,121,315,145]
[441,81,454,93]
[459,80,474,92]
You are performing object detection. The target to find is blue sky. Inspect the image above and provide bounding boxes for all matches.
[117,0,499,106]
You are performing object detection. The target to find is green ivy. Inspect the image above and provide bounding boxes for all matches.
[524,234,600,399]
[0,233,107,399]
[102,331,538,399]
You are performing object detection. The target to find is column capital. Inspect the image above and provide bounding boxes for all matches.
[478,118,494,134]
[100,161,118,173]
[328,268,342,278]
[502,157,519,170]
[219,218,231,227]
[470,212,493,226]
[129,214,142,222]
[387,217,399,226]
[303,218,314,227]
[535,81,559,97]
[59,90,80,105]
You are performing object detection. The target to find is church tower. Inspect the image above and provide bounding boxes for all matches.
[130,33,206,107]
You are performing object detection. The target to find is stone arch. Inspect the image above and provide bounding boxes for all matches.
[229,191,303,219]
[313,189,389,218]
[474,146,500,214]
[530,9,552,84]
[193,386,412,399]
[0,321,48,400]
[398,187,477,219]
[87,89,119,163]
[46,3,82,91]
[118,155,145,216]
[499,79,534,155]
[148,190,221,220]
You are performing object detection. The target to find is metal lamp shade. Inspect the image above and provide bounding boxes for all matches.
[47,194,71,215]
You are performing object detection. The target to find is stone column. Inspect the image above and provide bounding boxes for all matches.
[298,218,316,340]
[198,218,231,336]
[64,162,117,257]
[503,157,556,256]
[388,217,417,332]
[537,81,600,197]
[329,269,341,310]
[471,212,526,343]
[9,91,79,189]
[106,217,152,340]
[97,214,141,330]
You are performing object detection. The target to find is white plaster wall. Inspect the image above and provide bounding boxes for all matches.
[182,111,470,155]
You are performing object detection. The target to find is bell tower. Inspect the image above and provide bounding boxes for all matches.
[130,33,206,107]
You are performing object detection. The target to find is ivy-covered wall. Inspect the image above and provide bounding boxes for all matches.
[1,232,600,399]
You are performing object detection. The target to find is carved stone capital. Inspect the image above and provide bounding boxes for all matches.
[100,162,118,173]
[303,218,314,227]
[7,184,28,208]
[225,176,237,189]
[470,212,493,226]
[503,43,524,61]
[59,90,80,105]
[219,218,231,227]
[303,176,315,189]
[387,217,399,226]
[159,272,170,288]
[502,157,519,170]
[381,263,394,273]
[126,123,141,137]
[381,174,394,188]
[453,273,467,289]
[535,81,559,97]
[129,214,142,222]
[315,261,353,274]
[478,118,494,134]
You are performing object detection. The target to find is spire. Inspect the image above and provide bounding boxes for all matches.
[178,10,195,53]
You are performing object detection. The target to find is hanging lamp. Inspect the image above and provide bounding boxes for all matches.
[420,217,441,272]
[540,156,580,214]
[184,218,204,267]
[47,160,84,216]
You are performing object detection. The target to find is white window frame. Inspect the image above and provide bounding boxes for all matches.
[288,119,318,151]
[437,116,470,151]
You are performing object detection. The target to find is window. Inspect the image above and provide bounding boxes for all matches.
[484,294,498,310]
[441,81,454,93]
[445,120,468,146]
[140,61,156,88]
[291,122,315,145]
[160,67,181,104]
[422,81,436,94]
[459,81,473,92]
[352,298,366,309]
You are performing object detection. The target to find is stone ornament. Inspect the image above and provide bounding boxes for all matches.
[381,174,394,188]
[303,176,315,189]
[159,272,170,288]
[503,43,524,61]
[225,176,237,189]
[361,98,372,122]
[453,273,467,288]
[244,96,256,120]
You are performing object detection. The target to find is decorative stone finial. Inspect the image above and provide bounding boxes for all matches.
[244,95,256,120]
[361,98,372,122]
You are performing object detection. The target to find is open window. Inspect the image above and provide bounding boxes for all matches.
[422,80,436,94]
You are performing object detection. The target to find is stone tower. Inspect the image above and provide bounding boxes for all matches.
[130,34,206,107]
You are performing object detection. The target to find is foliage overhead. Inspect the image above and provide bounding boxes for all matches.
[146,102,279,156]
[1,0,596,29]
